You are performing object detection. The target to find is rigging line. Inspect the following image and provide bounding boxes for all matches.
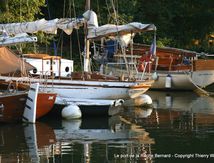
[105,0,112,23]
[60,0,67,57]
[72,0,83,72]
[19,0,21,22]
[107,0,120,41]
[96,0,101,23]
[46,0,58,55]
[110,0,118,25]
[46,0,51,19]
[27,0,29,17]
[63,0,66,18]
[69,0,72,60]
[116,0,118,17]
[72,0,76,17]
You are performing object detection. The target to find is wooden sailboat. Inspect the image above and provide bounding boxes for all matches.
[103,43,214,90]
[0,10,155,107]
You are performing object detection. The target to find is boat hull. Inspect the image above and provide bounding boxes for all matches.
[0,92,56,123]
[145,71,196,90]
[36,92,57,118]
[144,70,214,90]
[0,76,152,100]
[0,93,26,122]
[43,83,151,100]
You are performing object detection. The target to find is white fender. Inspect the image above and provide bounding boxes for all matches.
[61,104,82,120]
[165,74,172,88]
[123,94,152,107]
[165,95,172,108]
[138,108,153,118]
[140,94,153,105]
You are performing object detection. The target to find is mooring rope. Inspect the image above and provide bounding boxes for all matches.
[184,71,213,96]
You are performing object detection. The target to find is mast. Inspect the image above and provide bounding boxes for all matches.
[84,0,91,72]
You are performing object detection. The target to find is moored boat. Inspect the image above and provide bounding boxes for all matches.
[0,8,156,102]
[0,86,56,123]
[103,44,214,90]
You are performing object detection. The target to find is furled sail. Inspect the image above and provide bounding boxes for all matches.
[0,18,85,35]
[83,10,156,39]
[0,33,37,46]
[0,47,34,75]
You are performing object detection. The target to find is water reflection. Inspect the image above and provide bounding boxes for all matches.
[121,91,214,162]
[54,116,155,162]
[0,122,55,163]
[123,91,214,128]
[1,91,214,162]
[146,90,214,114]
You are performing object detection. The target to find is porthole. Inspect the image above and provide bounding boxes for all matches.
[33,68,37,74]
[65,66,69,72]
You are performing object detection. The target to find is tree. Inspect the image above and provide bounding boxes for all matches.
[0,0,45,22]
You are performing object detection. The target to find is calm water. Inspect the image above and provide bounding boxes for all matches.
[1,91,214,163]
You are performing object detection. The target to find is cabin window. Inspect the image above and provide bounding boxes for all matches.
[33,68,37,74]
[46,61,49,64]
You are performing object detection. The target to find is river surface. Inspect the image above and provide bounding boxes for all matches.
[1,91,214,163]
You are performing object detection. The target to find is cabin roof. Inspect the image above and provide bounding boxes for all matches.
[23,53,61,60]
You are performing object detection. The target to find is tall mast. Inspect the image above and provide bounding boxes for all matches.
[84,0,91,72]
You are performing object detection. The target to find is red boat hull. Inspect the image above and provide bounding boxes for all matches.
[36,92,57,118]
[0,92,56,123]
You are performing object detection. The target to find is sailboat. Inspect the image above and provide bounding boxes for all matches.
[0,47,56,123]
[0,10,155,115]
[0,82,56,123]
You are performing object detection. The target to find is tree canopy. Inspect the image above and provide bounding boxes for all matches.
[0,0,213,53]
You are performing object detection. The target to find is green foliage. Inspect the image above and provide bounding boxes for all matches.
[0,0,49,52]
[0,0,213,54]
[135,0,214,52]
[0,0,45,22]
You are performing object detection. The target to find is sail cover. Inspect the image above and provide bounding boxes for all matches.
[83,10,156,39]
[0,47,34,75]
[0,18,85,35]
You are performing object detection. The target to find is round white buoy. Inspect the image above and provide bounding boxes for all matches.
[61,105,82,120]
[139,94,153,105]
[138,108,153,118]
[62,119,82,130]
[123,94,152,107]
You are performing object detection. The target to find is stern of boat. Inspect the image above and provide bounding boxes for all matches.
[128,80,154,98]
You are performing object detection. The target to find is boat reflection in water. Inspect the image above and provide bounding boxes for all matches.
[53,116,155,163]
[134,90,214,129]
[0,122,56,163]
[1,91,214,162]
[120,91,214,162]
